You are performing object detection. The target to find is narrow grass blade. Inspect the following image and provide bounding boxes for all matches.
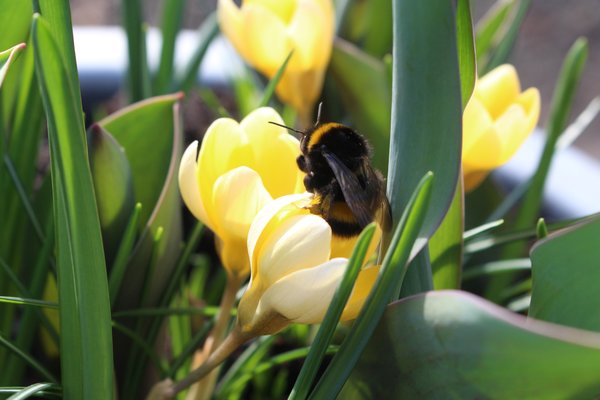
[154,0,185,94]
[258,50,294,108]
[0,386,61,400]
[0,43,26,87]
[462,258,531,280]
[6,383,53,400]
[32,14,114,399]
[165,323,212,378]
[178,12,219,94]
[506,39,588,254]
[122,0,150,101]
[37,0,82,109]
[456,0,476,107]
[556,96,600,150]
[215,336,275,399]
[0,296,57,309]
[289,224,376,400]
[475,0,515,66]
[111,321,168,375]
[108,203,142,307]
[386,0,461,292]
[0,333,57,383]
[113,306,222,319]
[309,173,434,399]
[482,0,531,74]
[463,219,504,240]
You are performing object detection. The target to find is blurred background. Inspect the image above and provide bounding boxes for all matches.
[69,0,600,158]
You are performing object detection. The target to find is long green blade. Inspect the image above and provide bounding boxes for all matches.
[385,0,462,292]
[32,14,114,399]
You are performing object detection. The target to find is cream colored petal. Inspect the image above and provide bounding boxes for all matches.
[211,166,273,240]
[178,141,214,230]
[247,192,313,281]
[258,213,332,286]
[474,64,520,120]
[462,96,494,156]
[259,258,348,324]
[341,265,379,321]
[241,107,302,197]
[243,4,294,75]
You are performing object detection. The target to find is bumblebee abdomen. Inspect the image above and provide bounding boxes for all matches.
[326,202,363,238]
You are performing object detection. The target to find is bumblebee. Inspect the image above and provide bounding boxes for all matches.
[270,116,391,238]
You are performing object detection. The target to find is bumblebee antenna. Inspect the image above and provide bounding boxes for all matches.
[268,121,306,135]
[315,102,323,126]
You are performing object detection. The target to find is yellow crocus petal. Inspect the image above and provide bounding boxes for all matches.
[243,3,293,75]
[462,97,494,155]
[178,141,213,230]
[342,265,380,321]
[211,166,273,239]
[242,108,303,197]
[259,258,348,324]
[216,236,252,279]
[257,213,332,286]
[217,0,248,60]
[246,0,297,23]
[474,64,520,120]
[288,0,333,69]
[462,64,540,192]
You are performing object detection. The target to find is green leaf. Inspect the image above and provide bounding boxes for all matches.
[475,0,515,67]
[258,50,294,108]
[481,0,531,74]
[329,39,391,173]
[516,38,588,228]
[361,0,392,58]
[32,14,114,399]
[177,12,219,94]
[385,0,462,292]
[309,173,433,399]
[290,224,376,400]
[456,0,476,108]
[153,0,185,94]
[0,296,57,309]
[122,0,150,101]
[88,124,135,264]
[429,181,463,290]
[5,383,54,400]
[342,290,600,399]
[0,43,26,88]
[530,216,600,332]
[97,94,183,307]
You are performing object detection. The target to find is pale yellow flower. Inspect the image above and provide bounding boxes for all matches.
[217,0,334,116]
[178,108,305,279]
[236,193,379,336]
[462,64,541,191]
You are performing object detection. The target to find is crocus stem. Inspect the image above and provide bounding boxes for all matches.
[169,328,251,397]
[189,274,243,399]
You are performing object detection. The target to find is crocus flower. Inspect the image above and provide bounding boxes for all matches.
[178,108,305,279]
[462,64,541,191]
[217,0,334,117]
[236,193,380,336]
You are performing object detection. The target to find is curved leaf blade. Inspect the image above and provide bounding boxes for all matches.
[343,290,600,399]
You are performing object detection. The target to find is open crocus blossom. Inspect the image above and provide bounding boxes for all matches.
[236,193,380,336]
[217,0,334,117]
[462,64,541,191]
[178,108,305,279]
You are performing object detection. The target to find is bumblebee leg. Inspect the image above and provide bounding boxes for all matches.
[309,190,334,220]
[296,155,308,172]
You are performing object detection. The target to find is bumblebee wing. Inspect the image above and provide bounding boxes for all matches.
[322,150,373,228]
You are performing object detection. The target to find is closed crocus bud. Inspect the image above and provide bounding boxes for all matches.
[178,108,305,279]
[218,0,334,117]
[462,64,541,191]
[236,193,379,336]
